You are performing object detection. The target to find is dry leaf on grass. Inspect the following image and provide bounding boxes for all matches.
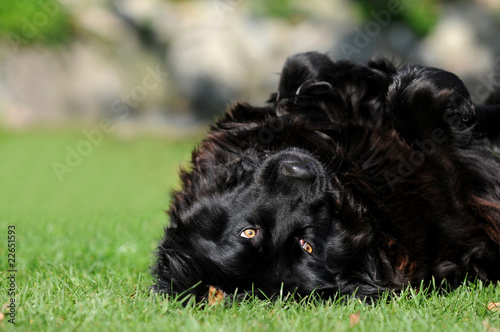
[208,286,225,306]
[349,312,361,328]
[487,302,500,311]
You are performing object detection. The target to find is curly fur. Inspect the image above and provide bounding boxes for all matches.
[152,52,500,300]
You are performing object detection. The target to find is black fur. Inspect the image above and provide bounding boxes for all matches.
[153,52,500,300]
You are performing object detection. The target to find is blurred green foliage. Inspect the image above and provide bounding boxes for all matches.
[354,0,440,36]
[250,0,301,19]
[245,0,442,35]
[0,0,73,45]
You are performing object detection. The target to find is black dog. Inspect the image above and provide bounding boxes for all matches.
[153,52,500,300]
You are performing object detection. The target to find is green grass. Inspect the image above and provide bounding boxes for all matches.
[1,129,499,331]
[0,0,73,45]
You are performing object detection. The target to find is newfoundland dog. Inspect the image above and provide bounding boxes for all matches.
[153,52,500,300]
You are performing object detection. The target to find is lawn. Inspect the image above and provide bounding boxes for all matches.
[1,129,499,331]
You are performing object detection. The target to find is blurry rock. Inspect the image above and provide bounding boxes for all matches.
[418,6,493,77]
[165,1,352,119]
[0,44,123,127]
[417,3,500,102]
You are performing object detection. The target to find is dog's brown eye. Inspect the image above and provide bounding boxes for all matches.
[240,229,257,239]
[300,239,313,253]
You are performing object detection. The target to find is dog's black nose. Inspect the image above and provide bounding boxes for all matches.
[280,156,316,180]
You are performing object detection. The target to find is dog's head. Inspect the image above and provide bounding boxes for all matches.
[154,143,339,298]
[152,52,405,300]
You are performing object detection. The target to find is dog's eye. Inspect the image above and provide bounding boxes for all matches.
[240,228,257,239]
[300,239,313,253]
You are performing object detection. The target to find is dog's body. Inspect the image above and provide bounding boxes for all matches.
[153,52,500,300]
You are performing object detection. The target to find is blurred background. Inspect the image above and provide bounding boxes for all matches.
[4,3,500,323]
[1,0,500,135]
[1,2,500,317]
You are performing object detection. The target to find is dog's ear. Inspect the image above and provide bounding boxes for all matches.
[277,52,334,100]
[152,232,209,299]
[274,52,336,117]
[388,65,480,141]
